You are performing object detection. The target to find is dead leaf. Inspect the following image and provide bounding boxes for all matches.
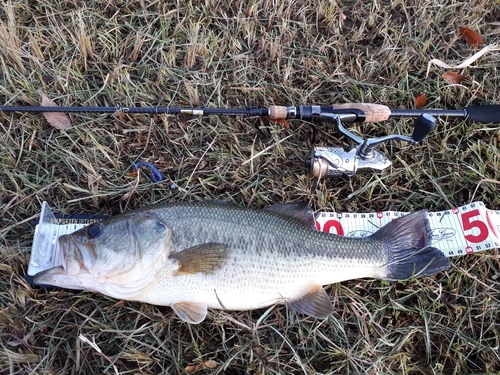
[42,75,54,84]
[185,360,218,373]
[41,95,72,130]
[442,71,470,85]
[336,0,346,30]
[414,94,426,109]
[270,118,290,129]
[426,44,497,78]
[459,26,483,45]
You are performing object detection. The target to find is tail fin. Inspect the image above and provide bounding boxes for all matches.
[371,210,451,280]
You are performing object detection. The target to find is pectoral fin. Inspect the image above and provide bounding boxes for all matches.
[287,285,334,319]
[169,243,230,275]
[172,302,208,324]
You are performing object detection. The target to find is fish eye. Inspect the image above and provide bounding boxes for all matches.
[87,224,102,239]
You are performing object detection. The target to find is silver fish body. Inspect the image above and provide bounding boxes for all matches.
[34,201,450,323]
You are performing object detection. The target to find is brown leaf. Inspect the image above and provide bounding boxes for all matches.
[41,95,72,130]
[185,360,217,373]
[270,118,290,129]
[459,26,483,45]
[414,94,426,109]
[442,71,470,85]
[42,75,54,84]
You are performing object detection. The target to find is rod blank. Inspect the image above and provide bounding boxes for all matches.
[0,105,269,117]
[1,104,499,124]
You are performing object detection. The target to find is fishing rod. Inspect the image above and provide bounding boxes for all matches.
[1,103,499,123]
[2,103,499,178]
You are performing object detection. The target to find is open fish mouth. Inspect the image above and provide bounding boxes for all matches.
[33,234,96,286]
[58,234,97,276]
[32,261,68,286]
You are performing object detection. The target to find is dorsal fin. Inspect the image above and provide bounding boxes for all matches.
[209,199,233,206]
[264,202,316,228]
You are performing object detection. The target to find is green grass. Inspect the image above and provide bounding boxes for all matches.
[1,0,499,374]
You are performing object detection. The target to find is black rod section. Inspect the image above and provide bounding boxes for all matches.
[2,104,499,124]
[390,109,467,118]
[0,106,269,117]
[391,105,500,124]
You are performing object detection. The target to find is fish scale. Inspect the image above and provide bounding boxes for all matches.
[34,201,451,324]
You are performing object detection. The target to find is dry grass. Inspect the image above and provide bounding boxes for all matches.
[1,0,500,374]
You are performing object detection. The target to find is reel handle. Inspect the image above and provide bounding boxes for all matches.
[411,114,437,143]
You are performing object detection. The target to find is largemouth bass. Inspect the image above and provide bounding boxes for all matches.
[34,201,450,324]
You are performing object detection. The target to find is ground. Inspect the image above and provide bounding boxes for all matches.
[1,0,499,374]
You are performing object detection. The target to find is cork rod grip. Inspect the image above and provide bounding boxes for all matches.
[332,103,391,122]
[268,106,288,120]
[269,103,391,122]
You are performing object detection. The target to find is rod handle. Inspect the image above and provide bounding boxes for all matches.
[465,105,500,124]
[332,103,390,122]
[269,103,391,122]
[268,105,288,120]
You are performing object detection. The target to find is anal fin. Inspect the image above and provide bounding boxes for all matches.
[287,285,334,319]
[172,301,208,324]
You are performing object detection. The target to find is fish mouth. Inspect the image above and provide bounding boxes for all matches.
[32,265,66,286]
[58,234,97,276]
[32,235,96,288]
[33,235,96,288]
[32,263,90,289]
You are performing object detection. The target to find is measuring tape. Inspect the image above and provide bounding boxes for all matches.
[28,201,499,278]
[316,201,500,257]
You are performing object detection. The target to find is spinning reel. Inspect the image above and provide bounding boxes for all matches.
[304,112,437,178]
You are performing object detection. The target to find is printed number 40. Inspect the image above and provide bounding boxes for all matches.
[461,209,489,243]
[318,220,344,236]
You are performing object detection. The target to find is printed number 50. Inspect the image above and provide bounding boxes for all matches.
[461,209,488,243]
